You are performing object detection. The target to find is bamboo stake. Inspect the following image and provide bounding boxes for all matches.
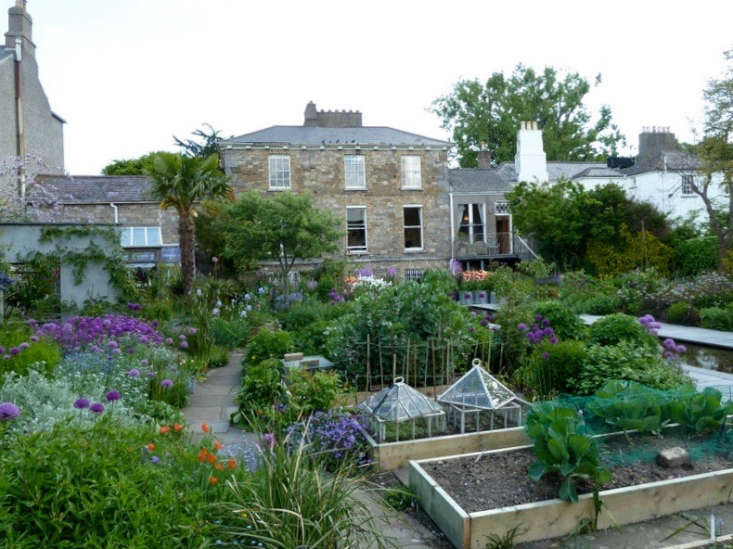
[366,333,371,392]
[379,339,384,389]
[392,353,396,382]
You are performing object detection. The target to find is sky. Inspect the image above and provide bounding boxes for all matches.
[18,0,733,174]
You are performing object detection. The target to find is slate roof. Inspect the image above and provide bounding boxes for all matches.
[622,151,698,175]
[449,168,513,193]
[496,161,623,182]
[0,46,12,61]
[222,125,451,147]
[35,175,153,204]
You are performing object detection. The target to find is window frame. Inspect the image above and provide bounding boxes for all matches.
[344,154,366,190]
[268,155,292,190]
[403,204,424,252]
[120,226,162,248]
[681,175,695,196]
[458,203,486,244]
[346,205,368,254]
[401,155,422,190]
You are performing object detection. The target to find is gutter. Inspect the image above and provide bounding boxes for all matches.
[13,38,25,199]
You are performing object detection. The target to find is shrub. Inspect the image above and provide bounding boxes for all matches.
[666,301,700,326]
[288,369,343,415]
[294,319,332,356]
[210,317,249,349]
[141,299,173,321]
[583,294,621,315]
[0,419,239,547]
[570,341,688,395]
[588,313,657,349]
[242,329,294,368]
[700,306,733,331]
[515,340,588,397]
[208,345,230,368]
[277,299,342,331]
[672,236,719,276]
[532,301,584,340]
[492,305,534,375]
[237,358,287,413]
[0,323,60,380]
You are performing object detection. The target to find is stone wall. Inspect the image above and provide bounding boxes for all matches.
[223,147,451,272]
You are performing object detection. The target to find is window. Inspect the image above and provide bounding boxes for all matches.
[404,268,424,281]
[401,156,422,189]
[681,175,695,196]
[346,206,368,253]
[458,203,485,243]
[344,155,366,189]
[268,155,291,189]
[403,206,423,250]
[120,227,162,248]
[495,201,510,214]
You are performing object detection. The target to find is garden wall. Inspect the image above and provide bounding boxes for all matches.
[0,223,119,308]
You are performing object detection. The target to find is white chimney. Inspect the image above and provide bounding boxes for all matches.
[514,121,548,183]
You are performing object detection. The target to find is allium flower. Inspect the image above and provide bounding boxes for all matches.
[30,335,39,342]
[542,352,550,359]
[257,287,266,295]
[9,347,20,356]
[216,300,222,307]
[188,327,197,335]
[262,432,276,449]
[18,342,30,350]
[147,371,155,378]
[150,456,160,464]
[0,402,21,420]
[89,402,105,414]
[73,398,90,409]
[127,368,140,378]
[161,378,174,388]
[480,318,489,327]
[0,346,4,354]
[105,390,121,402]
[663,338,676,349]
[676,344,687,353]
[180,340,189,349]
[165,337,173,345]
[517,323,527,332]
[306,280,318,290]
[140,359,149,366]
[212,308,220,316]
[196,288,202,296]
[387,266,398,278]
[2,355,9,360]
[244,293,252,301]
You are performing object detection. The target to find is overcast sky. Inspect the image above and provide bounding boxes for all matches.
[21,0,733,174]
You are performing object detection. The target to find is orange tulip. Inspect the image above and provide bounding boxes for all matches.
[201,423,210,434]
[207,453,216,464]
[214,462,225,471]
[146,443,155,452]
[198,448,208,463]
[209,476,218,485]
[159,425,171,435]
[214,440,223,451]
[227,458,236,470]
[173,423,184,432]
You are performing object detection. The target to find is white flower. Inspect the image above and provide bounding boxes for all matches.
[216,300,222,307]
[212,308,220,316]
[196,289,202,296]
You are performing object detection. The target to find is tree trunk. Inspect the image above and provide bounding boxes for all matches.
[179,209,195,295]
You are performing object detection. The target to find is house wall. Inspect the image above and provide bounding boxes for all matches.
[223,147,451,273]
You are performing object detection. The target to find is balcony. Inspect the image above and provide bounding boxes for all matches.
[453,232,536,260]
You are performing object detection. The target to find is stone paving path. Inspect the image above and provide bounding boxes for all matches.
[183,352,243,434]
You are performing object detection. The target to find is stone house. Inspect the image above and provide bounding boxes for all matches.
[0,0,64,183]
[220,102,453,278]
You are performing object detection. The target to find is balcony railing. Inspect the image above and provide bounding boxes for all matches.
[453,232,537,260]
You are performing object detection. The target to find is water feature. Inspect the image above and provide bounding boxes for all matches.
[680,343,733,374]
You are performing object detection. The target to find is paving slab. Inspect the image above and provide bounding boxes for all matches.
[182,352,242,434]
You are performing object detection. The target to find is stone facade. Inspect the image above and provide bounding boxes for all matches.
[222,146,452,275]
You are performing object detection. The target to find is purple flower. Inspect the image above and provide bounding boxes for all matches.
[73,398,90,409]
[450,259,463,274]
[663,338,676,349]
[18,342,30,350]
[480,318,489,327]
[180,341,189,349]
[147,371,155,378]
[0,402,21,420]
[127,368,140,378]
[29,335,39,342]
[106,390,121,402]
[151,456,160,464]
[89,402,105,414]
[161,379,173,388]
[542,352,550,360]
[676,344,687,353]
[262,432,276,449]
[0,346,4,354]
[517,323,527,332]
[140,359,149,366]
[127,302,142,311]
[387,267,398,278]
[188,327,197,335]
[2,355,9,360]
[549,336,558,344]
[9,347,20,356]
[535,315,543,321]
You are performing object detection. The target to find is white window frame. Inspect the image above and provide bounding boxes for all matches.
[268,155,291,190]
[403,204,424,252]
[681,175,695,196]
[344,154,366,190]
[120,226,162,248]
[401,156,422,189]
[458,203,486,244]
[346,205,368,254]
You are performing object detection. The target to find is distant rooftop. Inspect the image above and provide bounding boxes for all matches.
[35,175,152,204]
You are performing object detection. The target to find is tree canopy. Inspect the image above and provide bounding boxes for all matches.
[102,151,168,176]
[433,64,625,167]
[212,191,341,290]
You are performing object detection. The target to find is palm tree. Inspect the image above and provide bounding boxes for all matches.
[146,152,231,294]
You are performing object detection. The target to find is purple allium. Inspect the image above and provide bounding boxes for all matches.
[549,336,558,344]
[127,348,136,355]
[73,398,90,409]
[89,402,105,414]
[535,315,543,321]
[127,302,142,311]
[469,327,476,334]
[180,341,189,349]
[151,456,160,464]
[663,351,674,360]
[18,342,30,350]
[663,338,676,350]
[127,368,140,378]
[258,286,266,295]
[262,432,276,448]
[112,347,121,355]
[676,344,687,353]
[542,352,550,360]
[140,359,149,366]
[105,390,121,402]
[29,335,39,342]
[147,371,155,378]
[480,318,489,327]
[387,267,398,278]
[244,293,252,301]
[517,323,527,332]
[2,355,9,360]
[9,347,20,356]
[161,379,173,388]
[165,338,173,345]
[0,346,4,354]
[188,327,197,335]
[0,402,21,420]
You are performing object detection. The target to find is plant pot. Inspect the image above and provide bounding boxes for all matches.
[474,291,488,305]
[460,291,474,305]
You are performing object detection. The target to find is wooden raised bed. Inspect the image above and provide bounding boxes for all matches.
[410,444,733,548]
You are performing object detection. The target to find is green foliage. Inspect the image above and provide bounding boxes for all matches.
[532,301,584,340]
[525,402,610,503]
[101,151,167,175]
[663,387,731,434]
[432,64,624,166]
[287,369,343,415]
[243,329,294,368]
[210,316,249,349]
[277,298,340,332]
[666,301,700,326]
[515,340,588,398]
[485,525,524,549]
[208,345,229,368]
[492,305,533,375]
[0,419,237,548]
[0,324,60,380]
[4,252,60,316]
[588,380,664,435]
[237,358,287,413]
[141,299,173,322]
[294,319,332,356]
[700,305,733,330]
[586,225,672,276]
[382,487,416,511]
[570,341,688,395]
[588,313,657,349]
[173,123,223,159]
[671,236,719,276]
[583,294,621,315]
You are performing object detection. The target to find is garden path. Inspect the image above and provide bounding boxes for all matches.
[182,352,242,434]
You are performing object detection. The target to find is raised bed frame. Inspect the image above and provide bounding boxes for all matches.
[409,444,733,548]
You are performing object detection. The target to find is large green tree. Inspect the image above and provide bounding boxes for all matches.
[433,65,625,167]
[507,180,669,270]
[102,151,168,176]
[213,191,341,293]
[145,153,231,294]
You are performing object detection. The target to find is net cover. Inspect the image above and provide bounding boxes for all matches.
[357,378,444,422]
[438,360,520,410]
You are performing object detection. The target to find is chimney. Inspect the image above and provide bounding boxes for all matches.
[5,0,34,57]
[476,144,492,169]
[302,101,362,127]
[637,126,679,167]
[514,121,548,183]
[304,101,318,126]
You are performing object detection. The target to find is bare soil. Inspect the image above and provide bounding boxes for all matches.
[423,431,733,514]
